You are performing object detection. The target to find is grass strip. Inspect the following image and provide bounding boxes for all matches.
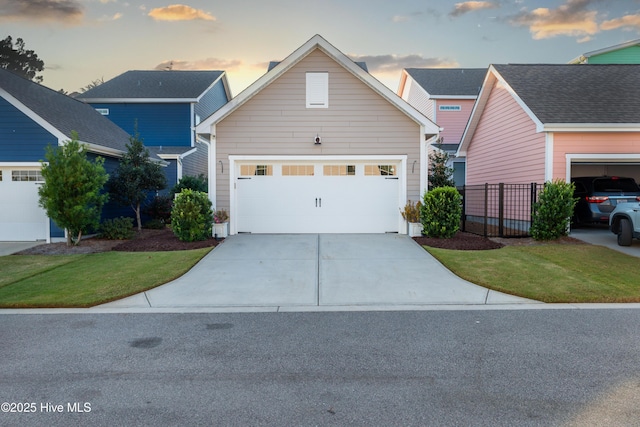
[0,255,83,289]
[0,248,211,308]
[425,244,640,303]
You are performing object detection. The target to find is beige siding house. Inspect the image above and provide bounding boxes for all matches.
[196,35,439,235]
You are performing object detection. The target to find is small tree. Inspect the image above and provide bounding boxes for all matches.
[38,132,109,246]
[530,180,578,241]
[108,132,166,231]
[428,139,455,189]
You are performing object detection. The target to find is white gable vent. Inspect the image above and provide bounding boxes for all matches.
[95,108,109,116]
[306,72,328,108]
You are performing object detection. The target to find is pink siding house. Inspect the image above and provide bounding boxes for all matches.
[459,64,640,186]
[398,68,486,186]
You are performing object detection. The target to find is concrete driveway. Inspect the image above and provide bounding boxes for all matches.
[100,234,535,311]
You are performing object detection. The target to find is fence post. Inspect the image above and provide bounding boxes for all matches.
[461,186,466,232]
[498,183,504,238]
[483,183,488,238]
[530,183,538,235]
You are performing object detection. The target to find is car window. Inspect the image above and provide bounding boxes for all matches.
[573,182,587,194]
[593,178,639,192]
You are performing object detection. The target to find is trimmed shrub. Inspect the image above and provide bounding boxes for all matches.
[99,217,135,240]
[530,179,578,241]
[420,187,462,238]
[171,189,213,242]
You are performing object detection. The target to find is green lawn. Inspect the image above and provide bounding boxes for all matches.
[0,248,211,308]
[426,244,640,303]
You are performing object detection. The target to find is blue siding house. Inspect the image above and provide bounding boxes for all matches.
[78,70,231,190]
[0,68,148,242]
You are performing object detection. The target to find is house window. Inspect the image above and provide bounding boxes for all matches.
[306,72,328,108]
[282,165,314,176]
[439,105,461,112]
[240,165,273,176]
[365,165,396,176]
[12,170,44,182]
[323,165,355,176]
[95,108,109,115]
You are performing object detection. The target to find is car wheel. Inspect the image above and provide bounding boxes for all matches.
[618,218,633,246]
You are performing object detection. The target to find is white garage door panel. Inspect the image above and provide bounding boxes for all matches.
[236,161,401,233]
[0,179,48,241]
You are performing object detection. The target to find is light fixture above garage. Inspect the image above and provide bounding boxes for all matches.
[314,134,321,145]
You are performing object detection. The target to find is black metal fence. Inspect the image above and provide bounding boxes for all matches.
[460,183,544,238]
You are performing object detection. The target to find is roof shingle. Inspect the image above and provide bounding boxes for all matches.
[77,70,224,100]
[493,64,640,124]
[404,68,486,97]
[0,68,131,152]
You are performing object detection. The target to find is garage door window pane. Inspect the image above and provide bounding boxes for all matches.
[365,165,396,176]
[240,165,273,176]
[323,165,355,176]
[12,170,43,182]
[282,165,314,176]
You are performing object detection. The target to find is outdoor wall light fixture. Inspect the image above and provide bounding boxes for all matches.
[218,160,223,174]
[314,134,321,145]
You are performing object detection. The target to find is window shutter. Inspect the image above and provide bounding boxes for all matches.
[306,72,328,108]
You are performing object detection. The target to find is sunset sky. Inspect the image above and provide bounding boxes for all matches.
[2,0,640,96]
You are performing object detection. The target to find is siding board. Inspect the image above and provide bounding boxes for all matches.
[466,81,545,185]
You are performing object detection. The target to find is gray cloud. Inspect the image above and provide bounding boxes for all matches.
[155,58,243,71]
[507,0,602,39]
[347,54,459,73]
[0,0,84,24]
[449,1,499,18]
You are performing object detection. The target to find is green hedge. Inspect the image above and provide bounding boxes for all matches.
[171,190,213,242]
[420,187,462,238]
[530,180,578,241]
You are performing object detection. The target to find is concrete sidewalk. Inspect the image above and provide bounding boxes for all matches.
[99,234,537,311]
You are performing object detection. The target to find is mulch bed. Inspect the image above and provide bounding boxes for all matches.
[414,232,504,250]
[413,231,586,250]
[15,228,222,255]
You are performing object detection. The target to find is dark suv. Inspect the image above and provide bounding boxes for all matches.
[571,176,640,224]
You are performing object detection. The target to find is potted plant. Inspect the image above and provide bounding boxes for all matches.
[401,200,423,237]
[213,209,229,239]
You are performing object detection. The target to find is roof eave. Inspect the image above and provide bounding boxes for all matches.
[542,123,640,132]
[80,98,198,103]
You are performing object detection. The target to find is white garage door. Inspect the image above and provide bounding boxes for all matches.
[235,160,402,233]
[0,168,48,241]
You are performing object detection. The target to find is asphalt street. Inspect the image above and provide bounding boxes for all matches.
[1,309,639,426]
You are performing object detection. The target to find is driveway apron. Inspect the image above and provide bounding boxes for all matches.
[107,233,531,309]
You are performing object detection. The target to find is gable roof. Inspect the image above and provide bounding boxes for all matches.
[196,34,439,135]
[458,64,640,156]
[570,38,640,64]
[77,70,229,102]
[403,68,486,98]
[0,68,132,155]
